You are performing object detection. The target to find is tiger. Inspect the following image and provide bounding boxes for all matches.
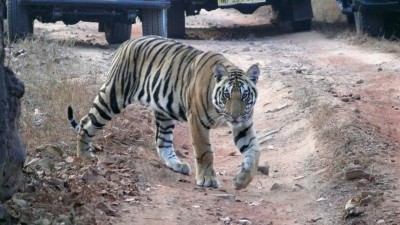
[68,36,261,190]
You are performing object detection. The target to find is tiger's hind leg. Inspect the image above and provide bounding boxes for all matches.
[155,112,191,175]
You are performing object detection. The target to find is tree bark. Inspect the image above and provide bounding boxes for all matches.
[0,1,26,222]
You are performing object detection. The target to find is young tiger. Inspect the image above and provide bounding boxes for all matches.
[68,36,260,190]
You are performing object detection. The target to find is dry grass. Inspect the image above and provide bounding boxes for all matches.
[310,103,387,175]
[6,37,99,152]
[5,36,156,224]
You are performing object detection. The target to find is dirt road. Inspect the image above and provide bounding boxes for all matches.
[9,6,400,225]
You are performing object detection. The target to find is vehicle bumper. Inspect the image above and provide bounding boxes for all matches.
[354,0,400,12]
[21,0,170,9]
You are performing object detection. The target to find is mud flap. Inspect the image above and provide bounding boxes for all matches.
[291,0,313,22]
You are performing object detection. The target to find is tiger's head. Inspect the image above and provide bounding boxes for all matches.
[212,63,260,126]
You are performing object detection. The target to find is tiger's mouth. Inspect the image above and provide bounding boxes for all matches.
[226,114,249,125]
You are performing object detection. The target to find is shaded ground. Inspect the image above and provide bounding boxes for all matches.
[4,6,400,225]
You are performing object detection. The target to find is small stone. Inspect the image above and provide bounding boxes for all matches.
[345,165,367,180]
[12,197,28,208]
[65,156,74,163]
[270,183,281,191]
[352,94,361,100]
[316,197,327,202]
[333,94,339,97]
[239,218,252,225]
[356,178,370,187]
[213,194,236,201]
[341,97,351,102]
[257,166,269,175]
[242,47,250,52]
[96,202,117,216]
[228,151,237,156]
[377,219,385,224]
[356,79,364,84]
[378,67,383,72]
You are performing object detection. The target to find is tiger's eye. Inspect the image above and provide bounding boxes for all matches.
[242,91,249,99]
[223,91,230,99]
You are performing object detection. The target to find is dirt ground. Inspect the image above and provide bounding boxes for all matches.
[5,5,400,225]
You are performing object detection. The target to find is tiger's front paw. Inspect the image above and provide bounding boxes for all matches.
[196,175,220,188]
[171,162,191,175]
[233,168,255,190]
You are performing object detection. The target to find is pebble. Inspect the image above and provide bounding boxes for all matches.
[270,183,281,191]
[96,202,116,216]
[356,178,370,187]
[213,194,236,202]
[352,94,361,100]
[341,97,351,102]
[345,165,367,180]
[65,156,74,163]
[257,166,269,175]
[356,79,364,84]
[239,219,252,225]
[242,47,250,52]
[377,219,385,224]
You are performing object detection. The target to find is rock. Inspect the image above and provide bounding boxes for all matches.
[219,216,231,222]
[257,166,269,175]
[228,151,237,156]
[33,218,51,225]
[213,194,236,201]
[356,178,370,187]
[96,202,117,216]
[352,94,361,100]
[377,219,385,224]
[270,183,281,191]
[12,197,28,208]
[65,156,74,163]
[242,47,250,52]
[56,214,73,225]
[333,94,339,97]
[239,218,252,225]
[316,197,326,202]
[356,79,364,84]
[345,165,368,180]
[341,97,351,102]
[80,171,100,182]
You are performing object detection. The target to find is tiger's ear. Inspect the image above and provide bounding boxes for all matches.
[213,63,227,82]
[246,64,260,84]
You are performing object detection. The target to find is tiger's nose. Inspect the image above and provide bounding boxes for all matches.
[231,115,240,120]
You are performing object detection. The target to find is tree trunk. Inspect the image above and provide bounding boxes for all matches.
[0,1,26,223]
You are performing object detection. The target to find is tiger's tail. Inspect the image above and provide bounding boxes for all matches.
[67,106,80,133]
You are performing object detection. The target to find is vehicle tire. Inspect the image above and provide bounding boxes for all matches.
[347,14,355,25]
[354,11,385,37]
[167,0,185,38]
[291,19,312,32]
[142,9,167,37]
[7,0,33,42]
[104,23,132,44]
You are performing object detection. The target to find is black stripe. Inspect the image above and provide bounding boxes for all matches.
[239,137,255,153]
[88,113,105,128]
[234,123,253,144]
[98,94,111,113]
[82,128,95,138]
[109,80,121,114]
[93,103,112,121]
